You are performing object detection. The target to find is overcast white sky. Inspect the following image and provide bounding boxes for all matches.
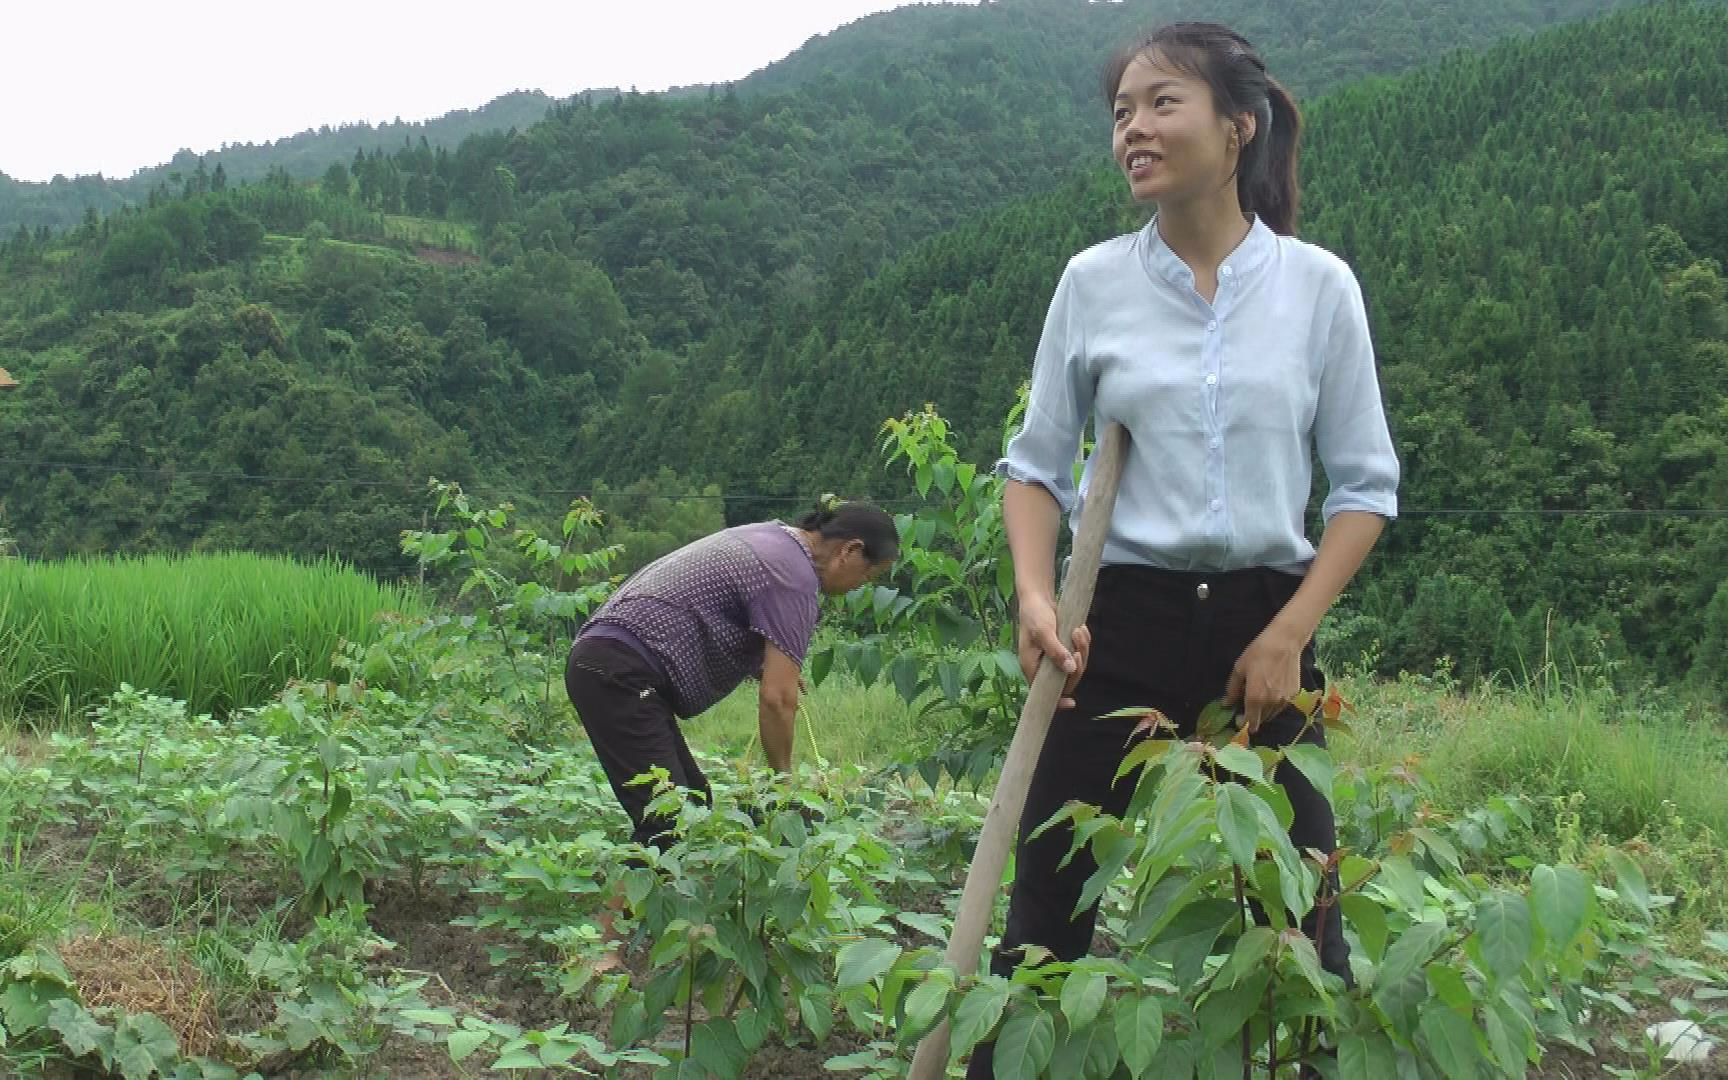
[1,0,959,183]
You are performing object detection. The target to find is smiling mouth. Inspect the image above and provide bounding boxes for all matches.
[1125,150,1161,173]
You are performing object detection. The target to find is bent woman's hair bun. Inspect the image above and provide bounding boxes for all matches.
[796,505,837,531]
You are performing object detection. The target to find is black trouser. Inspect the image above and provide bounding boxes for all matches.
[565,635,710,850]
[968,566,1348,1078]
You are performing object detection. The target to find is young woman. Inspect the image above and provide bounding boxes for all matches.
[565,502,898,849]
[974,21,1399,1074]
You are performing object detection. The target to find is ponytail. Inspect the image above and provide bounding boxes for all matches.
[1241,77,1302,236]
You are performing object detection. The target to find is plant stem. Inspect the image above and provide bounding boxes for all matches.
[1265,966,1278,1077]
[684,933,696,1061]
[1234,865,1251,1080]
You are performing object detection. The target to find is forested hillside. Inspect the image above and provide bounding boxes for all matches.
[2,0,1723,690]
[614,2,1728,688]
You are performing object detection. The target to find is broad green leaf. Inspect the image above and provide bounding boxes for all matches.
[1,980,64,1037]
[401,1008,459,1027]
[993,1006,1057,1080]
[854,643,884,688]
[871,585,898,618]
[1250,861,1291,929]
[835,938,901,990]
[1485,998,1528,1075]
[492,1049,544,1069]
[937,661,963,702]
[895,911,947,940]
[1530,864,1593,955]
[325,780,352,825]
[1475,891,1533,984]
[1282,743,1335,802]
[1607,850,1651,919]
[113,1014,178,1080]
[1426,963,1474,1013]
[889,652,922,703]
[449,1028,491,1061]
[770,882,811,928]
[1281,933,1331,998]
[1337,1031,1398,1080]
[1059,969,1107,1031]
[1195,970,1269,1048]
[809,645,835,687]
[691,1019,749,1080]
[799,989,834,1041]
[1051,1014,1120,1078]
[734,1007,769,1052]
[1376,855,1429,913]
[996,555,1016,602]
[1340,893,1390,964]
[932,459,956,495]
[624,867,657,909]
[1196,699,1238,740]
[950,979,1012,1057]
[1211,743,1264,784]
[45,999,109,1058]
[1215,783,1262,872]
[1412,826,1462,873]
[902,978,949,1036]
[1220,927,1277,988]
[1149,898,1238,988]
[1418,1001,1486,1080]
[1376,917,1448,993]
[1116,994,1163,1078]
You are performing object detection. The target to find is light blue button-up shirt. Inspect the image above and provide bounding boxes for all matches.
[998,216,1399,573]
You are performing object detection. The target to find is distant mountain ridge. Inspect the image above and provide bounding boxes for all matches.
[1,90,565,232]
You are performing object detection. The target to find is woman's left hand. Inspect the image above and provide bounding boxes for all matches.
[1225,623,1305,734]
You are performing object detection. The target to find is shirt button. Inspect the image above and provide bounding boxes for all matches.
[1207,320,1218,332]
[1210,498,1223,511]
[1221,265,1233,277]
[1205,373,1218,386]
[1209,436,1222,449]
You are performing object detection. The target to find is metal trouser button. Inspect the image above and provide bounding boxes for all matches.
[1196,582,1210,600]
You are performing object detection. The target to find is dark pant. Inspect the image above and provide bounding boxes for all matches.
[565,635,710,850]
[968,566,1348,1078]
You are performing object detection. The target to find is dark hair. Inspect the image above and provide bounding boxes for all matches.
[796,502,899,562]
[1102,22,1303,235]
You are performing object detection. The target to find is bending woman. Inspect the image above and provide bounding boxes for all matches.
[566,503,897,849]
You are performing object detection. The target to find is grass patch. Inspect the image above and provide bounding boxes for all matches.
[382,214,479,253]
[0,552,421,722]
[1337,675,1728,842]
[697,672,921,770]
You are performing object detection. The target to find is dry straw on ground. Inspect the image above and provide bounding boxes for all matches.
[56,932,221,1058]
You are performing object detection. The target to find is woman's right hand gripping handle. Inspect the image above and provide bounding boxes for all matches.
[1005,479,1092,710]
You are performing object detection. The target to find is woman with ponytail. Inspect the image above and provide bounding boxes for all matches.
[972,22,1399,1075]
[566,502,897,850]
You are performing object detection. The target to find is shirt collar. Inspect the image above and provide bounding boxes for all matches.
[1138,213,1276,291]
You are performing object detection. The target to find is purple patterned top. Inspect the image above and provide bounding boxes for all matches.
[578,523,821,717]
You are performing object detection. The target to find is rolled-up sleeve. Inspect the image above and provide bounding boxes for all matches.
[995,263,1093,513]
[1315,270,1400,521]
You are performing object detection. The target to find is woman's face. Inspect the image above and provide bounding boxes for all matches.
[1111,53,1243,207]
[820,542,893,596]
